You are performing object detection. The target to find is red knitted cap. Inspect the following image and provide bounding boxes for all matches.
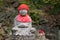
[18,4,29,11]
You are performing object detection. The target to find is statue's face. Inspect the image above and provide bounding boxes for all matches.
[19,9,28,16]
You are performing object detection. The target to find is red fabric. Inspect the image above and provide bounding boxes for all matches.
[38,29,44,36]
[38,29,44,33]
[16,14,31,22]
[16,4,30,22]
[18,4,29,11]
